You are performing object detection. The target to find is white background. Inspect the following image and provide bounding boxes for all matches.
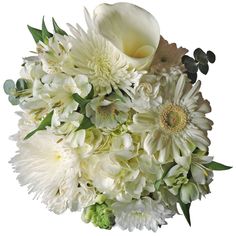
[0,0,235,235]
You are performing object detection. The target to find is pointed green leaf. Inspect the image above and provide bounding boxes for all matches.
[204,161,232,171]
[24,111,53,140]
[72,93,90,114]
[27,25,43,43]
[3,79,15,95]
[52,18,68,36]
[75,116,93,131]
[179,199,191,226]
[42,17,53,43]
[154,179,162,191]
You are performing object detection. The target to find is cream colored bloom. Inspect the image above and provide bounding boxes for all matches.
[34,73,91,126]
[37,34,72,74]
[84,134,146,202]
[10,116,81,214]
[112,197,174,231]
[94,3,160,69]
[86,94,130,130]
[68,22,142,96]
[129,72,213,167]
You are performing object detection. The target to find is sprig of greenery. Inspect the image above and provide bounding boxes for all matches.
[182,48,216,83]
[24,111,54,140]
[28,17,67,43]
[3,79,29,105]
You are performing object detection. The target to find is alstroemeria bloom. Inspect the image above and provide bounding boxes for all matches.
[93,3,160,69]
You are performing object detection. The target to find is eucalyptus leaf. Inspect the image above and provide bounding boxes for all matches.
[187,72,197,84]
[207,51,216,63]
[24,111,54,140]
[27,25,43,43]
[52,18,68,36]
[16,79,28,91]
[199,63,209,75]
[182,55,195,65]
[8,96,20,105]
[204,161,232,171]
[42,17,53,43]
[185,62,198,73]
[178,198,191,226]
[194,48,208,64]
[3,79,15,95]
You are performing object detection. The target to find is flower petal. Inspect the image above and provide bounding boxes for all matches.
[93,3,160,69]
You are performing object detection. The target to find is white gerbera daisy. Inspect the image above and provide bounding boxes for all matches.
[67,12,143,96]
[129,73,213,166]
[10,116,82,214]
[112,197,174,231]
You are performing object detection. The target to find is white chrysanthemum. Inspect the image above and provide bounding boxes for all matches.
[67,19,143,96]
[112,197,174,232]
[10,116,82,214]
[129,73,213,167]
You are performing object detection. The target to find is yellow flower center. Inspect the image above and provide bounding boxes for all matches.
[90,53,112,79]
[159,104,188,134]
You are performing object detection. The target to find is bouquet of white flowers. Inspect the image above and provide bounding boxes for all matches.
[3,2,231,232]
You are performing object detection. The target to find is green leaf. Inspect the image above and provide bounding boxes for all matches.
[75,116,93,131]
[8,95,20,105]
[187,72,197,84]
[154,179,162,191]
[24,111,53,140]
[182,55,194,64]
[42,17,53,43]
[185,61,198,73]
[179,199,191,226]
[3,79,15,95]
[207,51,216,63]
[199,63,209,75]
[52,18,68,36]
[27,25,43,43]
[204,161,232,171]
[194,48,208,64]
[72,93,90,114]
[16,79,28,91]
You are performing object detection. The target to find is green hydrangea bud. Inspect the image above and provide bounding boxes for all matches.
[82,203,115,230]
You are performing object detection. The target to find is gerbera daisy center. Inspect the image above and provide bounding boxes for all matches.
[159,104,188,133]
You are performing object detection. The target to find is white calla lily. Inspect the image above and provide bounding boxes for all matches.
[93,2,160,69]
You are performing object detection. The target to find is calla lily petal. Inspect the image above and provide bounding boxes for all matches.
[93,2,160,69]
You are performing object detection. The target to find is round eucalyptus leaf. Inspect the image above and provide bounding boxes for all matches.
[199,63,209,75]
[207,51,216,63]
[182,55,195,64]
[194,48,208,64]
[8,96,20,105]
[187,72,197,84]
[185,61,198,73]
[16,79,28,91]
[3,80,15,95]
